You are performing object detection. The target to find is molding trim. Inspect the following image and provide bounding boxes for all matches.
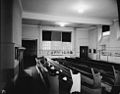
[22,12,113,25]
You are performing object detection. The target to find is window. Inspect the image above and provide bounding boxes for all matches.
[62,32,71,42]
[102,25,110,32]
[89,49,91,53]
[93,49,96,53]
[41,30,72,56]
[51,31,61,41]
[42,31,51,41]
[42,30,71,42]
[102,25,110,36]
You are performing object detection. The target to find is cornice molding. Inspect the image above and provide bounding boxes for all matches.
[22,12,113,25]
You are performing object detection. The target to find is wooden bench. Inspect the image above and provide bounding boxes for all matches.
[54,57,120,94]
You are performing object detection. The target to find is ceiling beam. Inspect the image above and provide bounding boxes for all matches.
[22,11,113,25]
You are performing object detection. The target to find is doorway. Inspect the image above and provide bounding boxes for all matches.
[80,46,88,58]
[22,40,37,69]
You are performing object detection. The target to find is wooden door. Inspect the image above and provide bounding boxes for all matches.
[80,46,88,58]
[22,40,37,69]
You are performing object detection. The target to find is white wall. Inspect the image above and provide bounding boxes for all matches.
[88,28,98,49]
[97,21,120,49]
[40,26,75,58]
[22,24,40,40]
[22,25,74,57]
[99,21,120,64]
[22,25,90,58]
[88,21,120,64]
[74,28,89,57]
[22,21,120,64]
[108,21,120,48]
[88,27,98,59]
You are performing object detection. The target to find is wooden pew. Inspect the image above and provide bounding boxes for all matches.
[53,58,102,94]
[54,57,120,94]
[46,58,73,94]
[64,58,115,84]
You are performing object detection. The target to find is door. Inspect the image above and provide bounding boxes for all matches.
[22,40,37,69]
[80,46,88,58]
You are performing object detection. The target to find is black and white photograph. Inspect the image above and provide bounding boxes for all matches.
[1,0,120,94]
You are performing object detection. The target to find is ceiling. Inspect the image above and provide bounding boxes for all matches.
[21,0,118,28]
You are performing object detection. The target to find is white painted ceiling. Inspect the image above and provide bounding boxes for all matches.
[21,0,118,27]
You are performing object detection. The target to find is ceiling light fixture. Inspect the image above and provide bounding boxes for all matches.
[78,8,85,13]
[73,4,90,14]
[77,5,88,13]
[56,22,68,27]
